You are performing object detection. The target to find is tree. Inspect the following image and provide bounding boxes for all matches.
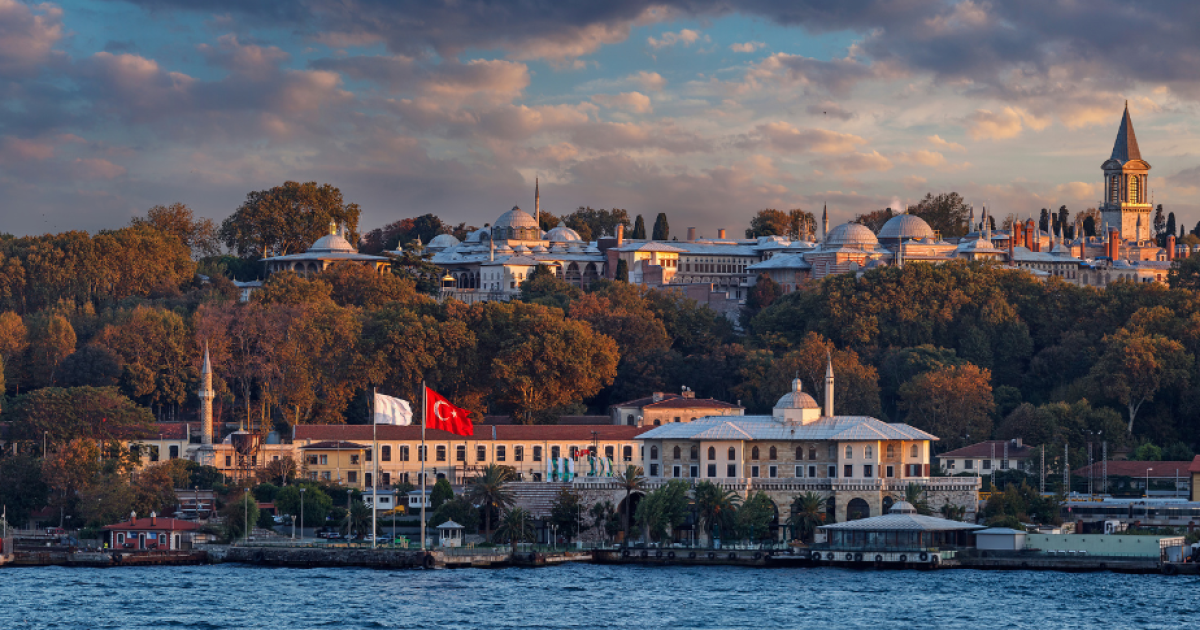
[788,209,817,241]
[538,213,560,231]
[26,312,76,388]
[1089,328,1189,433]
[0,454,48,526]
[1167,211,1177,239]
[617,465,645,537]
[735,491,776,541]
[57,345,122,388]
[903,483,932,515]
[548,488,584,542]
[632,215,647,240]
[430,496,481,532]
[222,492,260,542]
[590,500,621,542]
[939,503,967,522]
[257,456,298,486]
[1153,204,1166,241]
[430,478,454,511]
[220,181,361,258]
[854,208,895,234]
[899,364,995,449]
[0,311,27,392]
[614,259,629,282]
[346,501,372,537]
[465,464,515,542]
[131,202,220,258]
[652,213,670,241]
[520,264,581,310]
[274,484,333,523]
[494,507,534,555]
[10,386,155,445]
[560,207,630,241]
[786,492,825,542]
[746,209,790,239]
[909,192,972,237]
[693,480,740,544]
[1167,254,1200,290]
[1057,206,1070,236]
[318,263,418,309]
[744,274,783,324]
[1039,208,1050,233]
[1131,443,1163,461]
[633,479,689,542]
[42,438,101,515]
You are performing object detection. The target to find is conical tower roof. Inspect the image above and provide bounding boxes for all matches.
[1110,101,1142,164]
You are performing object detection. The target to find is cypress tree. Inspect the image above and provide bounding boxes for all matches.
[615,259,629,282]
[1167,212,1177,238]
[652,213,669,241]
[632,215,646,239]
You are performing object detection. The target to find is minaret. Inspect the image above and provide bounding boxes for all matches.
[1135,213,1143,244]
[200,342,213,446]
[535,178,540,229]
[823,354,835,418]
[968,206,976,233]
[822,204,829,240]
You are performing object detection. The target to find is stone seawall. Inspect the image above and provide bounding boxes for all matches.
[217,546,433,569]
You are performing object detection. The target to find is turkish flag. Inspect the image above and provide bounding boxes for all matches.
[425,387,474,436]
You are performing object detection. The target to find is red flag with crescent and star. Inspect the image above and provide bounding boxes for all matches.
[425,387,474,436]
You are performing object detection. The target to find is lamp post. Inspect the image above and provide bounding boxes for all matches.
[299,487,306,542]
[291,515,296,540]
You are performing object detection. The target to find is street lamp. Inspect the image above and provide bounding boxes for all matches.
[300,487,307,542]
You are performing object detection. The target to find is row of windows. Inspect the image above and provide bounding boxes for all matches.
[945,459,1024,471]
[682,263,747,274]
[653,463,924,479]
[309,444,638,465]
[648,443,921,461]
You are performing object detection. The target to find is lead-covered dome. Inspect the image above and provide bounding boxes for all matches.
[878,214,934,242]
[495,206,539,229]
[545,226,583,242]
[775,378,819,410]
[309,233,356,253]
[825,222,879,248]
[427,234,461,250]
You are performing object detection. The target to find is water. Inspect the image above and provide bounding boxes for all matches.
[2,564,1196,629]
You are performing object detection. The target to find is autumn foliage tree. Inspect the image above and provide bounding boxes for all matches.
[899,364,995,449]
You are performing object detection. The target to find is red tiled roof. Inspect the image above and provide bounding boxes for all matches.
[480,415,611,425]
[102,517,197,532]
[611,393,741,410]
[148,422,192,440]
[299,440,369,450]
[294,424,650,442]
[1072,460,1195,478]
[1190,455,1200,474]
[936,440,1034,459]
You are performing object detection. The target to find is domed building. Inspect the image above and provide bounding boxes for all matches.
[824,222,880,249]
[877,213,935,247]
[261,222,391,277]
[425,233,461,252]
[544,226,583,243]
[492,206,541,241]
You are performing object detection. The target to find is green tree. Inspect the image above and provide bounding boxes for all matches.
[9,387,156,445]
[899,364,995,449]
[736,491,776,541]
[1131,442,1163,461]
[429,478,454,511]
[633,479,689,542]
[346,501,372,537]
[909,192,972,237]
[494,507,535,555]
[746,209,790,238]
[1090,329,1189,433]
[786,492,825,542]
[430,496,481,532]
[589,501,621,541]
[222,492,260,542]
[617,465,645,538]
[1167,254,1200,290]
[465,464,515,542]
[274,484,333,524]
[519,264,581,310]
[632,215,647,239]
[693,480,740,544]
[26,312,76,388]
[220,181,361,258]
[0,454,49,526]
[939,503,967,521]
[652,213,670,241]
[549,488,585,542]
[903,483,932,515]
[614,259,629,282]
[131,202,220,258]
[743,274,783,327]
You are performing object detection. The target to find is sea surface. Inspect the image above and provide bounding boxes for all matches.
[2,563,1197,629]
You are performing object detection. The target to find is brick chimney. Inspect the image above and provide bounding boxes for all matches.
[131,511,137,525]
[718,229,726,239]
[686,227,697,242]
[616,223,624,247]
[1167,235,1176,261]
[150,511,157,527]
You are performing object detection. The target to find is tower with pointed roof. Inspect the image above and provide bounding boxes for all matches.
[1101,102,1151,242]
[199,342,214,446]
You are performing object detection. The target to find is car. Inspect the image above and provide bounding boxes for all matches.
[273,515,286,524]
[45,527,66,536]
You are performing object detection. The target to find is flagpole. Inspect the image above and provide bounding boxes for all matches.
[421,380,427,554]
[371,386,377,551]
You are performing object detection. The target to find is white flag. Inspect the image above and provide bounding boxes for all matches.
[373,393,413,425]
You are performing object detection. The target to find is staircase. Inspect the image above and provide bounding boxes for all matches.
[511,483,572,518]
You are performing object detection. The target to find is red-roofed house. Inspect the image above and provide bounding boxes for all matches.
[292,423,651,488]
[610,390,743,427]
[102,513,198,550]
[935,439,1034,474]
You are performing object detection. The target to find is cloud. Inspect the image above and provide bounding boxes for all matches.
[631,71,666,92]
[737,122,867,154]
[896,150,946,167]
[822,150,893,174]
[927,135,966,152]
[738,52,885,98]
[805,101,855,121]
[0,0,64,78]
[591,91,653,113]
[647,29,705,49]
[71,157,127,179]
[964,107,1046,141]
[730,41,765,53]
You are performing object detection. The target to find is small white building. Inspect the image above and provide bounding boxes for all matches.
[363,489,398,514]
[438,520,464,548]
[407,490,432,510]
[974,527,1027,551]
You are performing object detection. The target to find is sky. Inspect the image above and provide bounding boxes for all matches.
[5,0,1200,238]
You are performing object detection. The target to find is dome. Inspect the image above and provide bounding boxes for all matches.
[495,206,539,230]
[545,226,583,242]
[825,222,879,248]
[775,378,820,410]
[427,234,461,249]
[464,228,489,243]
[878,214,934,242]
[309,233,356,253]
[889,501,917,515]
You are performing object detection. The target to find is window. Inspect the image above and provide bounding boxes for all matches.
[886,465,894,478]
[622,446,632,462]
[863,465,873,478]
[708,446,716,460]
[673,446,682,460]
[476,445,487,462]
[769,465,777,478]
[533,446,543,462]
[626,414,635,426]
[828,444,836,458]
[707,464,717,478]
[496,446,506,462]
[653,419,661,426]
[399,446,410,462]
[751,446,760,460]
[382,445,392,462]
[1130,175,1139,203]
[321,471,332,481]
[809,446,818,460]
[910,444,918,458]
[727,447,736,460]
[809,465,817,478]
[456,445,466,462]
[795,465,803,478]
[319,454,328,465]
[1001,460,1009,470]
[382,472,391,486]
[418,445,426,462]
[571,446,580,458]
[365,449,372,463]
[689,465,699,478]
[795,446,804,461]
[307,456,318,466]
[727,464,737,478]
[982,460,991,470]
[845,445,853,459]
[690,445,699,460]
[650,446,659,460]
[673,465,682,478]
[965,460,974,470]
[947,460,956,470]
[348,471,358,484]
[649,463,659,476]
[674,416,681,423]
[769,446,777,461]
[844,464,853,478]
[514,446,524,462]
[864,445,873,459]
[828,465,836,478]
[751,465,760,478]
[430,445,442,462]
[551,446,561,460]
[886,444,894,458]
[168,445,178,459]
[350,454,360,465]
[604,446,613,459]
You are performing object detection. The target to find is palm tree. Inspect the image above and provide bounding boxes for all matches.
[465,464,515,542]
[904,483,933,515]
[694,480,741,546]
[940,503,967,521]
[617,465,645,540]
[494,507,534,555]
[347,501,372,538]
[786,492,825,543]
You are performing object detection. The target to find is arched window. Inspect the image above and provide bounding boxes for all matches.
[605,446,614,459]
[627,414,635,426]
[476,445,487,461]
[650,446,659,460]
[727,447,736,460]
[622,446,632,461]
[809,446,817,460]
[673,446,682,460]
[845,445,853,459]
[690,445,699,460]
[436,445,447,462]
[769,446,777,461]
[496,445,506,462]
[865,445,873,459]
[514,445,524,462]
[751,446,760,460]
[910,444,919,458]
[399,445,410,461]
[570,446,579,458]
[796,446,804,461]
[653,419,661,426]
[533,446,543,461]
[708,446,716,460]
[551,446,561,460]
[417,445,426,462]
[886,444,894,458]
[382,445,392,462]
[456,445,466,462]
